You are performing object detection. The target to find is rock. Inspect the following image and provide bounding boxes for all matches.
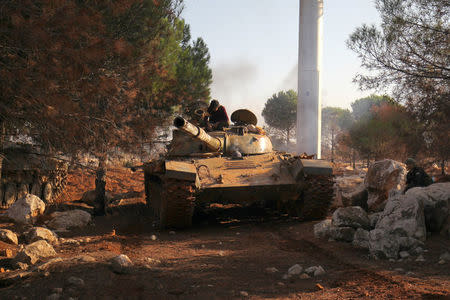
[365,160,406,212]
[299,273,310,279]
[66,276,85,287]
[411,247,424,255]
[314,266,326,276]
[341,185,368,211]
[265,267,279,273]
[144,257,161,265]
[368,229,399,259]
[282,274,290,280]
[406,183,450,232]
[287,264,302,275]
[438,259,445,265]
[71,255,96,263]
[368,212,382,229]
[398,237,424,251]
[376,192,426,242]
[15,262,29,270]
[111,254,133,274]
[15,240,56,264]
[169,231,176,235]
[332,206,370,229]
[6,194,45,224]
[394,268,404,272]
[439,252,450,261]
[240,291,249,297]
[27,227,58,245]
[415,255,425,262]
[406,271,415,276]
[352,228,370,249]
[0,229,18,245]
[47,210,91,230]
[313,219,332,238]
[150,235,157,241]
[329,226,355,242]
[399,251,410,259]
[305,266,318,275]
[37,257,64,271]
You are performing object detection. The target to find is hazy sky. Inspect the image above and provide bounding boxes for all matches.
[182,0,381,123]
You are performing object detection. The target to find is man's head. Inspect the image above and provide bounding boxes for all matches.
[405,158,416,170]
[208,99,220,113]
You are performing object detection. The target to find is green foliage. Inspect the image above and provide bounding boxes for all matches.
[262,90,297,144]
[321,107,352,161]
[350,94,395,120]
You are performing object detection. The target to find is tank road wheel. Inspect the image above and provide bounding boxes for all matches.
[160,179,196,228]
[297,175,334,221]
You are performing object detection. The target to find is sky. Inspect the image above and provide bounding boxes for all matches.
[182,0,381,123]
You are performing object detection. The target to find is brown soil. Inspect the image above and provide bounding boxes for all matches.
[0,166,449,299]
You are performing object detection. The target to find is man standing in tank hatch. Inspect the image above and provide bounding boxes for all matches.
[204,99,230,131]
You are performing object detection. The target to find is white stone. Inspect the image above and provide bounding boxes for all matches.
[299,273,310,279]
[314,266,326,276]
[399,251,410,259]
[376,192,426,242]
[0,229,18,245]
[305,266,318,275]
[111,254,133,274]
[415,255,425,262]
[314,219,332,239]
[287,264,303,275]
[6,194,45,224]
[150,235,157,241]
[67,276,85,287]
[438,259,445,265]
[265,267,279,273]
[47,210,91,230]
[27,227,58,245]
[406,183,450,232]
[368,212,382,229]
[15,240,56,264]
[332,206,370,229]
[240,291,249,297]
[169,231,176,235]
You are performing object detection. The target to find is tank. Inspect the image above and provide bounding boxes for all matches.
[144,109,334,228]
[0,145,68,207]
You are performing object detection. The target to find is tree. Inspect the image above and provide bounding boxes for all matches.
[348,0,449,169]
[262,90,297,146]
[0,0,213,213]
[321,107,352,162]
[350,94,395,121]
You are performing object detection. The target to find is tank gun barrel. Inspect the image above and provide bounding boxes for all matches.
[173,117,222,151]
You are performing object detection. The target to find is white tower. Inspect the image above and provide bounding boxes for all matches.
[297,0,323,158]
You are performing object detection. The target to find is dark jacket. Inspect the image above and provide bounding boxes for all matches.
[404,166,432,193]
[208,105,229,124]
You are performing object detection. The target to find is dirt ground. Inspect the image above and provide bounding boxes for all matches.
[0,166,449,299]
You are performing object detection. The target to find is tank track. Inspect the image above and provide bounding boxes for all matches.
[159,178,196,228]
[281,175,334,220]
[297,175,334,220]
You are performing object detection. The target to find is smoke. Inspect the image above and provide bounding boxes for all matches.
[210,59,259,116]
[278,63,298,92]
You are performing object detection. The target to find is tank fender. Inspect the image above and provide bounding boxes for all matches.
[165,161,200,187]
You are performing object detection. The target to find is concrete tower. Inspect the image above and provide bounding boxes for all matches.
[296,0,323,158]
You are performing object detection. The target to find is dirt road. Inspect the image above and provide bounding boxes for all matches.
[1,209,449,299]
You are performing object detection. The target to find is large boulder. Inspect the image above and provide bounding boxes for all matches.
[375,192,426,242]
[6,194,45,224]
[47,209,92,230]
[27,227,58,245]
[313,219,332,239]
[111,254,133,274]
[329,226,355,242]
[341,185,368,211]
[332,206,370,229]
[365,160,406,212]
[405,183,450,232]
[352,228,370,249]
[0,229,19,245]
[368,229,399,259]
[15,240,56,264]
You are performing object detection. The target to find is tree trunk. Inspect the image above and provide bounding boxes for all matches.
[286,129,290,147]
[331,128,335,163]
[366,155,370,168]
[352,149,356,169]
[94,155,107,216]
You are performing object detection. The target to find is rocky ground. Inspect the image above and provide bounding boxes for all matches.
[0,164,449,299]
